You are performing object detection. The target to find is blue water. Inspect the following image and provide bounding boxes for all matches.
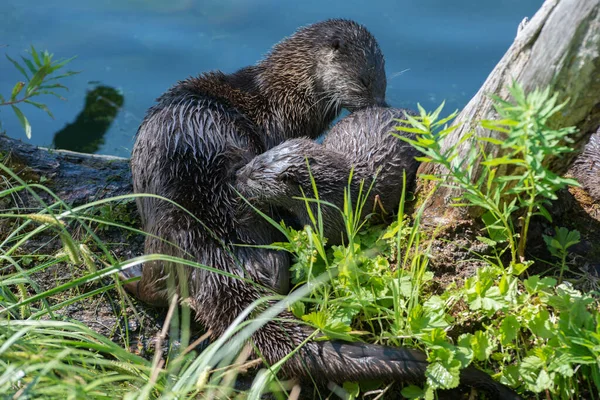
[0,0,542,157]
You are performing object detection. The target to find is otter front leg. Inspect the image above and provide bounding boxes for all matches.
[119,260,171,307]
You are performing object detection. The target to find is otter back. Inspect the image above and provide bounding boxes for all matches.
[236,107,420,244]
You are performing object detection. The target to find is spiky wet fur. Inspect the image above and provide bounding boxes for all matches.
[571,128,600,201]
[129,19,520,399]
[236,107,421,245]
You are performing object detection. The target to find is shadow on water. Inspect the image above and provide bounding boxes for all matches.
[52,85,124,154]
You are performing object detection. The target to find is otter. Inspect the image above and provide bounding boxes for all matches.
[126,19,521,399]
[236,107,420,245]
[126,19,387,302]
[570,128,600,202]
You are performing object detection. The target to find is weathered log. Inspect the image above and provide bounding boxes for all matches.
[0,133,132,207]
[417,0,600,223]
[0,133,138,259]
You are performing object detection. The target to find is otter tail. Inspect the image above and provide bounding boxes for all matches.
[299,341,522,400]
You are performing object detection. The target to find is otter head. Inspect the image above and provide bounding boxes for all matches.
[263,19,387,115]
[236,138,357,243]
[235,139,319,207]
[311,19,387,111]
[235,138,352,217]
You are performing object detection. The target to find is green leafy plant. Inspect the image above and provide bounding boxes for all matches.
[396,82,579,266]
[543,227,581,283]
[1,45,78,138]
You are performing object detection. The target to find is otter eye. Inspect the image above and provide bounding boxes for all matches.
[331,37,345,50]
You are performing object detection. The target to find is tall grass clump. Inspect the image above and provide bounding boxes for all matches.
[0,159,308,399]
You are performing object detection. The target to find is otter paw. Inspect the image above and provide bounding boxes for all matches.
[118,264,143,295]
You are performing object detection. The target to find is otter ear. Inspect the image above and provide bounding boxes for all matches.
[330,37,346,50]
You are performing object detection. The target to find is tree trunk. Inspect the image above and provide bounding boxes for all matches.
[416,0,600,224]
[0,134,132,207]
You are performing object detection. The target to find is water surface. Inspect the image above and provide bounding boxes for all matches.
[0,0,542,157]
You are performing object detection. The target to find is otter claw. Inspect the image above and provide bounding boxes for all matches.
[118,264,143,297]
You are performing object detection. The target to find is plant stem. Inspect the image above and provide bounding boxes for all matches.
[0,94,34,107]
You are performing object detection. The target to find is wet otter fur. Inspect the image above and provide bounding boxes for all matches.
[128,19,387,302]
[236,107,421,244]
[128,19,521,399]
[570,128,600,201]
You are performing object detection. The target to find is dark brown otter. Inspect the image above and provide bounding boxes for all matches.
[236,107,421,245]
[127,19,521,399]
[127,19,387,302]
[570,128,600,201]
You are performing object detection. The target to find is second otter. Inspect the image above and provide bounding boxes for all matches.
[236,107,421,244]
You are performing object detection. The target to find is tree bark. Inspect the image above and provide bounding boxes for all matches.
[0,133,132,208]
[417,0,600,224]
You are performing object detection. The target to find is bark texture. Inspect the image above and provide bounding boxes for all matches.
[417,0,600,223]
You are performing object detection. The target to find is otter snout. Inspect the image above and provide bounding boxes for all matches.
[235,162,264,201]
[235,165,253,192]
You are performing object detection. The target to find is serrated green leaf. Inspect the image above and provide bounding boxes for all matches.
[520,356,553,392]
[301,311,327,329]
[509,262,531,275]
[11,105,31,139]
[425,361,460,389]
[471,331,494,361]
[456,335,475,367]
[290,301,305,318]
[528,309,554,339]
[548,352,575,377]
